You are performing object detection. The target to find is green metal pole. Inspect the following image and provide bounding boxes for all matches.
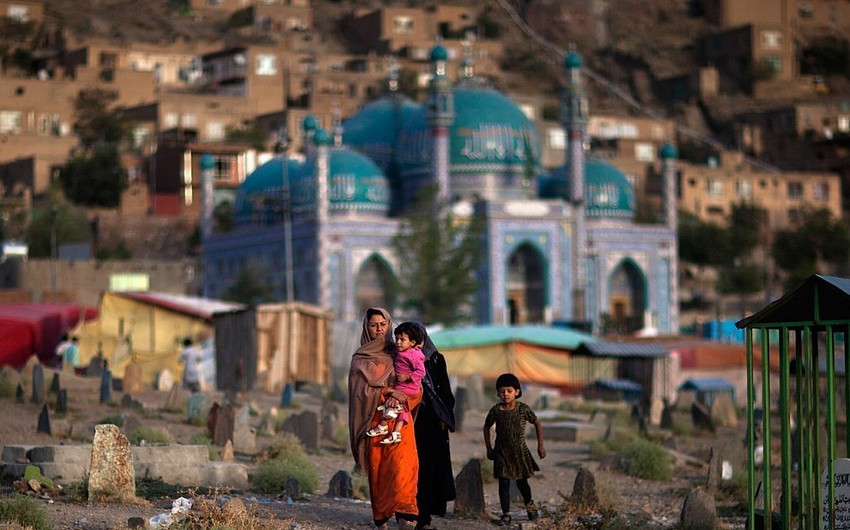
[747,326,755,530]
[827,326,836,530]
[794,330,806,530]
[762,330,772,529]
[809,327,822,530]
[780,326,791,528]
[845,326,850,459]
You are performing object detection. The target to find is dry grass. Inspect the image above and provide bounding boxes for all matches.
[172,489,295,530]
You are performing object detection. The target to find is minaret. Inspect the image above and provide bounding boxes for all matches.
[199,153,215,241]
[302,114,318,159]
[313,128,331,310]
[331,104,343,147]
[426,44,454,204]
[660,143,678,230]
[562,51,589,323]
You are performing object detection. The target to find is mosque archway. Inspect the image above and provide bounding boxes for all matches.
[506,243,546,324]
[355,255,395,315]
[607,260,646,334]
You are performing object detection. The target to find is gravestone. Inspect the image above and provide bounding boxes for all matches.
[281,410,319,451]
[455,387,467,432]
[706,447,719,492]
[156,369,174,392]
[56,389,68,414]
[650,397,664,426]
[710,393,738,428]
[285,477,301,500]
[15,383,24,403]
[660,399,673,429]
[280,383,294,407]
[258,408,278,436]
[164,382,181,410]
[122,413,143,438]
[88,424,136,502]
[679,487,718,530]
[187,393,211,425]
[121,394,144,411]
[100,369,113,403]
[122,363,143,396]
[570,466,599,509]
[327,470,354,498]
[821,457,850,530]
[31,363,44,404]
[212,404,236,447]
[220,440,234,462]
[36,404,51,435]
[233,405,257,453]
[691,401,715,433]
[49,373,60,395]
[84,356,104,378]
[454,458,486,517]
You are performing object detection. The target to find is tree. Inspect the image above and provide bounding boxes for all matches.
[26,202,92,258]
[772,207,850,290]
[392,185,483,326]
[221,263,276,306]
[72,88,128,149]
[59,148,128,207]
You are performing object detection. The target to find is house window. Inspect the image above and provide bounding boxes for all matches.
[211,156,232,181]
[812,182,830,201]
[634,142,655,162]
[787,181,803,199]
[547,129,565,149]
[181,114,198,128]
[256,54,277,75]
[736,179,753,199]
[164,112,178,129]
[7,5,29,21]
[206,122,226,140]
[37,113,60,135]
[761,31,782,49]
[393,16,414,34]
[838,115,850,132]
[763,55,782,74]
[0,111,22,133]
[707,178,724,198]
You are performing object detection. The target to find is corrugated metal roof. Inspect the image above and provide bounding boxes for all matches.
[573,341,668,358]
[431,325,596,350]
[737,274,850,328]
[114,292,247,321]
[678,378,735,393]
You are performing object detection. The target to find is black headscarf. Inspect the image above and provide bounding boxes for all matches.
[412,320,455,431]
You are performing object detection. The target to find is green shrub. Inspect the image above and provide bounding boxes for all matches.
[97,413,125,427]
[621,439,671,481]
[0,494,52,530]
[589,430,637,458]
[479,457,496,484]
[251,454,318,494]
[264,432,307,458]
[718,468,748,504]
[129,426,174,445]
[332,424,348,448]
[0,376,16,398]
[189,432,218,461]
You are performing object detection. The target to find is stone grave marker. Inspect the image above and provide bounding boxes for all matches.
[31,363,44,404]
[710,393,739,428]
[36,404,51,435]
[88,424,136,502]
[100,369,113,403]
[164,382,182,410]
[571,466,599,509]
[122,363,143,396]
[15,383,24,403]
[220,440,234,462]
[233,405,257,453]
[660,398,673,429]
[327,470,353,498]
[257,408,278,436]
[212,404,236,447]
[454,458,486,517]
[49,373,60,395]
[281,410,319,451]
[691,401,715,433]
[679,487,718,530]
[156,369,174,392]
[56,388,68,414]
[280,383,294,407]
[821,457,850,530]
[187,393,211,425]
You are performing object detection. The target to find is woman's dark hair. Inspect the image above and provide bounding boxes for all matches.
[394,321,424,345]
[366,308,384,320]
[182,338,192,347]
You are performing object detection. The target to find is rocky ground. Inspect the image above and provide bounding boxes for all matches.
[0,364,749,529]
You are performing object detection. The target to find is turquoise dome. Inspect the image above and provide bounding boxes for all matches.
[342,95,420,171]
[234,157,306,223]
[291,148,390,213]
[313,128,331,146]
[660,143,678,159]
[541,157,635,220]
[302,115,318,132]
[430,45,448,62]
[397,86,542,183]
[564,52,582,69]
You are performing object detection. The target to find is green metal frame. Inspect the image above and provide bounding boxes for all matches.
[739,277,850,530]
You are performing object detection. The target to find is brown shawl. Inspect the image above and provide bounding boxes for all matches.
[348,307,396,471]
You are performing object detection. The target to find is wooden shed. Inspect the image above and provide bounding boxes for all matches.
[256,302,332,394]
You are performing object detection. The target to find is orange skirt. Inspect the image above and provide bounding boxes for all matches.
[367,388,422,523]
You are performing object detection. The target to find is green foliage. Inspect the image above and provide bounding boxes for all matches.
[332,423,349,448]
[771,207,850,289]
[226,124,269,151]
[392,184,483,326]
[168,0,192,15]
[128,426,174,445]
[25,202,92,258]
[220,262,277,306]
[189,432,219,461]
[72,88,129,148]
[0,494,52,530]
[621,439,671,481]
[227,7,253,28]
[96,413,125,427]
[397,68,420,100]
[135,476,189,499]
[589,430,637,458]
[0,374,15,398]
[633,197,660,224]
[59,146,129,207]
[264,432,307,458]
[477,9,502,39]
[677,211,730,267]
[95,238,132,260]
[718,468,748,504]
[479,457,496,484]
[251,454,318,494]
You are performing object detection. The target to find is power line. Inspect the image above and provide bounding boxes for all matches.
[494,0,782,174]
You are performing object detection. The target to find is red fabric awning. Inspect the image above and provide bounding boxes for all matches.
[0,303,98,365]
[0,320,33,368]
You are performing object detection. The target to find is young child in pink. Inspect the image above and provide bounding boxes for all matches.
[366,321,426,445]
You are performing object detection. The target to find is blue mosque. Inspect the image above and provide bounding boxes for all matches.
[201,48,680,334]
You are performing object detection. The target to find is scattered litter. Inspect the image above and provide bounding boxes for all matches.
[148,497,194,529]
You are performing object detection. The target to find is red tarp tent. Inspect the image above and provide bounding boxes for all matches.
[0,303,98,367]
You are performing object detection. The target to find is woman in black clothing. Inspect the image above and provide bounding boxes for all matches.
[411,321,456,530]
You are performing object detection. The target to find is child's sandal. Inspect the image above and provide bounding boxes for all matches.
[366,424,389,437]
[379,431,402,445]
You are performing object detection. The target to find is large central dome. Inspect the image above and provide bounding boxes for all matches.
[540,157,636,220]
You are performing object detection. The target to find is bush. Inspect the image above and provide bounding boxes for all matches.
[0,376,15,398]
[129,426,174,445]
[189,433,218,461]
[0,494,52,530]
[589,430,637,458]
[264,432,307,458]
[251,454,318,494]
[621,439,671,481]
[479,457,496,484]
